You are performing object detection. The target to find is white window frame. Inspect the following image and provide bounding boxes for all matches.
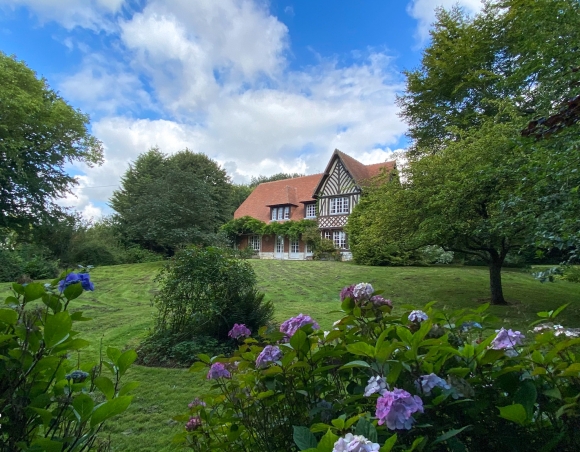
[271,208,277,221]
[305,203,316,218]
[333,230,347,249]
[330,196,349,215]
[276,235,284,253]
[323,230,331,240]
[284,206,290,219]
[290,239,299,253]
[306,243,313,254]
[249,235,261,252]
[277,207,284,220]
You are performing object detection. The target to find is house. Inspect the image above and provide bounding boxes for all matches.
[234,149,396,260]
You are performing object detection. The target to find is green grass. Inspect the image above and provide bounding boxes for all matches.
[2,261,580,451]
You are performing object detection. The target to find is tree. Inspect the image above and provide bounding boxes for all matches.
[349,115,537,304]
[0,53,103,231]
[110,148,235,253]
[249,172,305,188]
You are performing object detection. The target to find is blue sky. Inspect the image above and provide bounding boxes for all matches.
[0,0,481,218]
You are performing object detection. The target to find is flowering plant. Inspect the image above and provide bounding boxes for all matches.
[176,283,580,452]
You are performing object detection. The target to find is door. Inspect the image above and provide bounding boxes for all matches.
[290,239,300,259]
[275,235,284,258]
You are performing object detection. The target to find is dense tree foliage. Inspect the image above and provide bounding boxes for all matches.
[0,52,103,231]
[110,148,235,253]
[351,0,580,304]
[249,172,305,188]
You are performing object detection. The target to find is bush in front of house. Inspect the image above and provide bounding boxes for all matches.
[138,246,274,367]
[176,284,580,452]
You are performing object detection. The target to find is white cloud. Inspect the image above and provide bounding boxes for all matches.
[407,0,483,44]
[0,0,125,30]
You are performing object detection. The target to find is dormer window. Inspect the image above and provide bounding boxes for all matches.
[271,206,291,221]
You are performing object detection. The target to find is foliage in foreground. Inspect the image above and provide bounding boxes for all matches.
[178,284,580,451]
[0,272,137,451]
[138,247,274,366]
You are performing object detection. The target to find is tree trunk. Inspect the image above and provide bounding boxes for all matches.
[489,252,507,305]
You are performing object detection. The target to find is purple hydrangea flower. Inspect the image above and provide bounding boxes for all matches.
[408,310,428,323]
[364,376,388,397]
[376,388,424,430]
[188,398,206,409]
[370,295,392,307]
[460,321,483,332]
[340,284,356,301]
[207,362,231,380]
[185,416,201,432]
[280,313,319,338]
[491,328,525,350]
[353,283,374,300]
[228,323,251,339]
[333,433,380,452]
[59,272,94,292]
[415,373,451,395]
[256,345,282,368]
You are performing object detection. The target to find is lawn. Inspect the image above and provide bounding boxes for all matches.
[2,261,580,451]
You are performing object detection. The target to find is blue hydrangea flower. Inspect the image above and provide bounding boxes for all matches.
[59,272,94,292]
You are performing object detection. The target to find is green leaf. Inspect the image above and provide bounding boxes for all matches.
[73,393,95,422]
[331,417,345,430]
[117,349,137,377]
[118,381,140,397]
[107,347,122,365]
[396,326,413,344]
[339,360,371,370]
[70,311,92,321]
[197,354,211,364]
[380,434,397,452]
[94,376,115,400]
[551,303,570,319]
[90,396,133,427]
[63,282,83,301]
[498,404,528,425]
[30,438,63,452]
[432,426,471,445]
[355,418,378,443]
[346,342,375,358]
[317,429,339,452]
[44,312,72,348]
[513,380,537,420]
[293,426,318,451]
[290,330,309,355]
[189,361,207,372]
[0,308,17,325]
[24,283,45,302]
[12,283,25,295]
[29,407,53,427]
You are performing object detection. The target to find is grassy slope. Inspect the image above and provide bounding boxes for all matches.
[2,261,580,451]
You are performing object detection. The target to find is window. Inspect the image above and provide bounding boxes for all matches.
[249,235,261,251]
[323,230,331,240]
[271,209,277,221]
[305,203,316,218]
[306,243,313,254]
[284,206,290,219]
[276,235,284,253]
[330,196,349,214]
[277,207,284,220]
[333,231,347,249]
[291,239,299,253]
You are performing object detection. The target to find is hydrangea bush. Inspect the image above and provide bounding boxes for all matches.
[175,284,580,451]
[0,271,138,450]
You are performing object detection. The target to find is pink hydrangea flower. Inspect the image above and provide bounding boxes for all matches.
[188,397,206,409]
[228,323,251,339]
[256,345,282,368]
[376,388,423,430]
[491,328,525,350]
[207,362,231,380]
[280,313,319,338]
[353,283,374,300]
[370,295,392,307]
[185,416,201,431]
[340,284,356,301]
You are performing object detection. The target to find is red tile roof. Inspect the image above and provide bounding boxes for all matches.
[234,150,396,223]
[234,173,322,222]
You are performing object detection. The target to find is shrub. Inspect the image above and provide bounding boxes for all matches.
[70,241,119,266]
[562,266,580,283]
[177,284,580,452]
[140,246,274,366]
[0,272,137,450]
[420,245,454,264]
[0,248,24,282]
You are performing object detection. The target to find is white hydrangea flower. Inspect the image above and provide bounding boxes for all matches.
[408,310,428,322]
[333,433,380,452]
[353,283,374,300]
[364,375,388,397]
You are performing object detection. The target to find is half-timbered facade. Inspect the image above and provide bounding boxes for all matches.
[234,150,395,260]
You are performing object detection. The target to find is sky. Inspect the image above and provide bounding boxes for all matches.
[0,0,482,219]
